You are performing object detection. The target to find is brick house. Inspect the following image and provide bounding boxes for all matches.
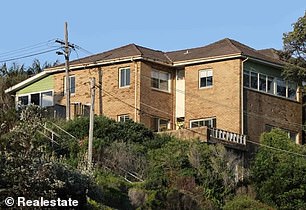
[5,38,303,145]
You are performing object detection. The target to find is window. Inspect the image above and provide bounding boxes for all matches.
[177,69,185,80]
[250,72,258,89]
[151,69,170,92]
[41,91,53,107]
[265,124,297,142]
[276,79,286,97]
[119,67,130,87]
[243,71,250,87]
[199,69,213,88]
[152,118,170,132]
[30,93,40,105]
[18,95,29,105]
[118,114,130,122]
[64,75,76,94]
[243,70,297,100]
[259,74,267,92]
[288,82,297,100]
[190,118,216,128]
[267,76,274,94]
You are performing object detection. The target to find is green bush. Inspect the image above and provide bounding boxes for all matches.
[223,196,274,210]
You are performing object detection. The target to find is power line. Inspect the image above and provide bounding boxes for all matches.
[0,39,57,57]
[0,48,60,63]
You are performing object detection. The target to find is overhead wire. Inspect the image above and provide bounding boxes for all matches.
[0,39,60,63]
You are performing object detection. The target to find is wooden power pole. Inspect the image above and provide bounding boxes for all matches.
[88,77,95,169]
[64,22,71,121]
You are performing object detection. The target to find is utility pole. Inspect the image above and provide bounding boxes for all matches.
[88,77,95,169]
[56,22,72,121]
[64,22,70,121]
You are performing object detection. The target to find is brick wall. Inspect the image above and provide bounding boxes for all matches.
[53,61,141,122]
[139,61,175,130]
[244,88,303,143]
[184,59,242,133]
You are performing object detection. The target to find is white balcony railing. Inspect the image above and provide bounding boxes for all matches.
[209,128,246,145]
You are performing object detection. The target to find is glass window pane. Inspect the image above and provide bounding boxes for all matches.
[151,70,159,79]
[151,78,159,88]
[159,119,169,131]
[251,72,258,89]
[18,96,29,105]
[276,79,286,97]
[159,79,168,91]
[206,76,213,86]
[267,76,274,94]
[70,76,76,94]
[200,77,207,87]
[243,71,250,87]
[126,69,130,86]
[30,93,40,105]
[259,74,267,92]
[41,91,53,107]
[288,82,296,100]
[199,70,207,78]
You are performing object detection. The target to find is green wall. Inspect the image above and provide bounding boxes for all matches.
[244,61,283,78]
[17,75,53,95]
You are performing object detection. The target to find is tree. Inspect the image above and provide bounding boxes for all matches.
[252,129,306,209]
[280,11,306,85]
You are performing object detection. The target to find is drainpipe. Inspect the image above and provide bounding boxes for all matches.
[241,57,249,134]
[133,59,138,122]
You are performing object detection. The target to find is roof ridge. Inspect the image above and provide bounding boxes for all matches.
[224,38,243,53]
[131,44,143,56]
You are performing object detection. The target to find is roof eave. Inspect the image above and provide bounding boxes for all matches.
[4,71,49,94]
[172,53,243,66]
[246,56,284,68]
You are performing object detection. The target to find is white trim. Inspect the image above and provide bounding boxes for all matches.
[5,71,48,94]
[198,69,213,89]
[151,69,171,93]
[118,114,130,122]
[119,67,131,88]
[16,89,54,107]
[173,54,243,66]
[190,117,216,128]
[64,75,76,95]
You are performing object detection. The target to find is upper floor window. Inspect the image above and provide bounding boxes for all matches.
[64,75,76,94]
[243,71,297,100]
[199,69,213,88]
[119,67,130,88]
[151,69,170,92]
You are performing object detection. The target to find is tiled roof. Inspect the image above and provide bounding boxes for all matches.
[258,48,281,60]
[167,38,283,65]
[55,38,284,68]
[67,44,172,66]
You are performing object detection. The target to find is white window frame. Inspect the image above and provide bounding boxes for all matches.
[151,69,171,92]
[17,90,54,107]
[64,75,76,95]
[118,114,130,122]
[190,117,216,128]
[199,69,213,89]
[119,67,131,88]
[243,70,297,101]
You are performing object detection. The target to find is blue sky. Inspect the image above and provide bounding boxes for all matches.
[0,0,305,67]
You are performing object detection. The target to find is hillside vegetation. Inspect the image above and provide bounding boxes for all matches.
[1,105,306,209]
